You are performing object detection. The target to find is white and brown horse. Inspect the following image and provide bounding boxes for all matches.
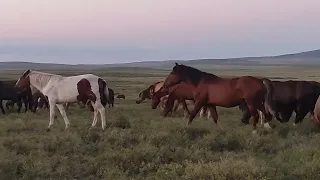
[15,70,109,130]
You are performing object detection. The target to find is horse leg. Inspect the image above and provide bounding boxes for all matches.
[163,95,176,117]
[23,97,28,113]
[208,105,222,129]
[172,100,180,112]
[56,104,70,130]
[95,102,106,130]
[187,98,206,125]
[91,109,99,128]
[0,100,5,114]
[16,100,22,113]
[180,100,190,118]
[293,104,310,126]
[47,101,57,129]
[32,98,39,112]
[246,101,260,133]
[199,106,207,118]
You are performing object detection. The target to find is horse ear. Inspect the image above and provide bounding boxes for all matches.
[175,62,178,66]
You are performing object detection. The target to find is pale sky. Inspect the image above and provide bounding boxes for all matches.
[0,0,319,64]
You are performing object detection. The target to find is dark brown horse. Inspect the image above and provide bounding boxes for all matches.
[261,80,320,125]
[162,63,273,132]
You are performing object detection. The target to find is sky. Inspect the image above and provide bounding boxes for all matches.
[0,0,319,64]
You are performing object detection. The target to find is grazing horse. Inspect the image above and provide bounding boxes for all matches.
[136,81,164,104]
[15,70,109,130]
[116,94,125,99]
[162,63,273,132]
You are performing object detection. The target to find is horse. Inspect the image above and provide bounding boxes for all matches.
[162,63,273,133]
[136,81,164,104]
[116,94,125,99]
[0,80,31,114]
[151,83,212,119]
[137,81,189,115]
[15,70,109,130]
[261,80,320,126]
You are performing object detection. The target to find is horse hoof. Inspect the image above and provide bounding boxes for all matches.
[45,128,51,132]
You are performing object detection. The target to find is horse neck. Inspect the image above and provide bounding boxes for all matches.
[29,72,63,93]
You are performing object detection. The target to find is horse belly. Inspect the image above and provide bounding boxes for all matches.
[55,88,79,104]
[208,90,241,107]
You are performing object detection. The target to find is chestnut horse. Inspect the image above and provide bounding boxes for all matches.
[163,63,274,132]
[136,81,164,104]
[151,83,211,119]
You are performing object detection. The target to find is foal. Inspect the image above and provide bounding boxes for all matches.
[15,70,109,130]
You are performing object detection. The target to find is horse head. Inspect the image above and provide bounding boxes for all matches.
[15,69,31,89]
[163,62,184,89]
[136,85,154,104]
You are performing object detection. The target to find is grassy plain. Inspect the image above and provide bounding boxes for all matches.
[1,65,320,179]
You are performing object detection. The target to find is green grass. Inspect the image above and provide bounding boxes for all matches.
[1,65,320,179]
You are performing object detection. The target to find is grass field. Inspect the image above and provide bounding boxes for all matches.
[1,65,320,179]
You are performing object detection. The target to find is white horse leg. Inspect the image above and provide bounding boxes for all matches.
[259,110,272,129]
[91,104,99,128]
[199,107,205,118]
[56,104,70,129]
[207,109,211,119]
[48,101,56,129]
[96,102,106,130]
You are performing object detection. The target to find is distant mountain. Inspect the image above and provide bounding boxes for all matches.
[0,49,319,70]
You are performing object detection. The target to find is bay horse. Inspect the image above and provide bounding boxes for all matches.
[163,63,273,132]
[15,70,109,130]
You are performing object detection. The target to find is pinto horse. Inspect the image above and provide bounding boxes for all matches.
[163,63,274,132]
[15,70,109,130]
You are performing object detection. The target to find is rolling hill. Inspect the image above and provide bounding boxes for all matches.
[0,49,319,70]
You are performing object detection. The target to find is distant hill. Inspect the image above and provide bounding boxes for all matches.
[1,49,320,70]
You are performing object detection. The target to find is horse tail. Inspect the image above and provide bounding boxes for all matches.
[98,78,108,107]
[108,88,115,107]
[262,78,276,116]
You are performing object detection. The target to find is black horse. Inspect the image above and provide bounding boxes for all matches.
[0,80,33,114]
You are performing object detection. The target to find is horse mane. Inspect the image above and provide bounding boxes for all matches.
[154,81,164,85]
[173,64,217,84]
[28,70,64,90]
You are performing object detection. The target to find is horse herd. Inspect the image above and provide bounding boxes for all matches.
[1,64,320,134]
[138,63,320,133]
